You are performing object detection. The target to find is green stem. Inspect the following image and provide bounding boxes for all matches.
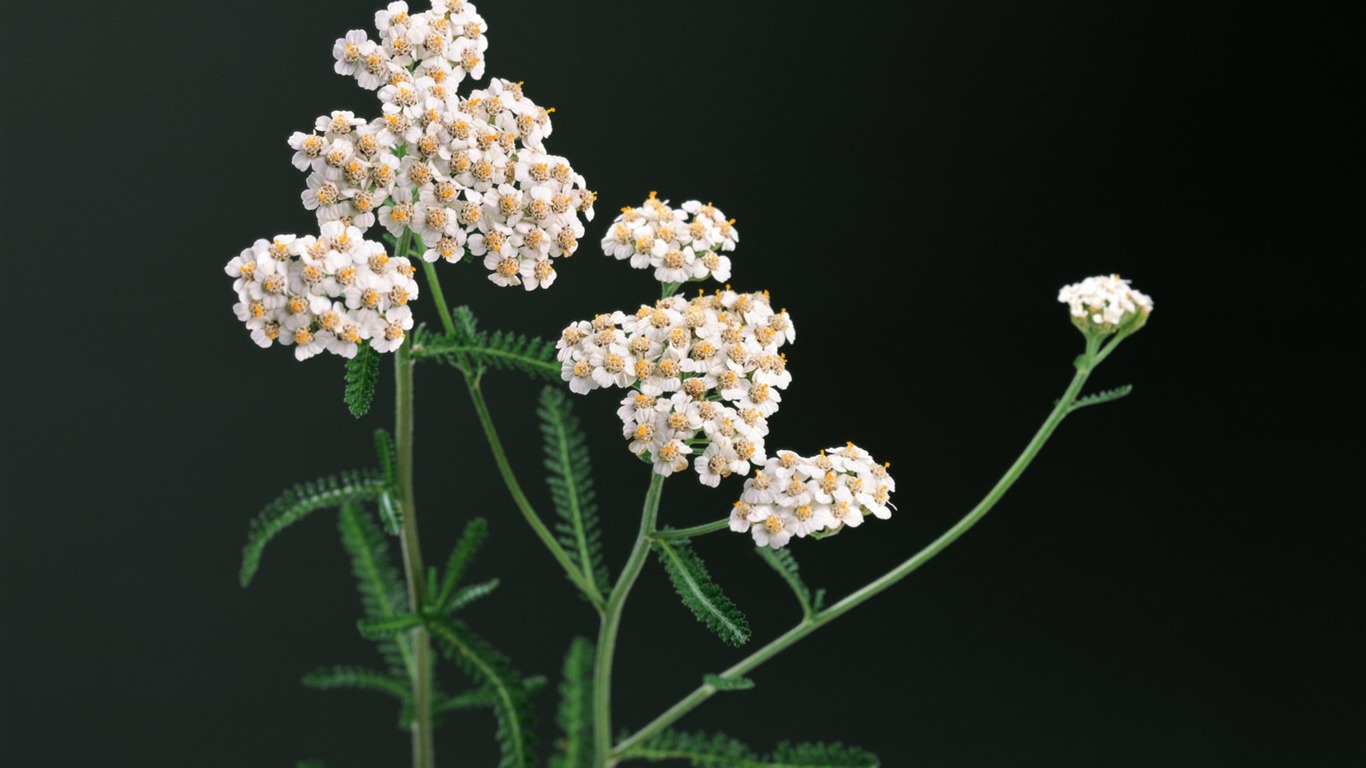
[421,259,457,335]
[595,473,666,767]
[613,365,1093,758]
[651,518,729,540]
[465,375,607,610]
[395,334,435,768]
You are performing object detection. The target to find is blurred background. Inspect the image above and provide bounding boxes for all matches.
[1,0,1358,765]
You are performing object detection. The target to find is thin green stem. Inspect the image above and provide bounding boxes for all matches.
[595,473,666,767]
[421,260,457,335]
[613,365,1093,758]
[464,375,607,609]
[651,518,730,540]
[395,333,435,768]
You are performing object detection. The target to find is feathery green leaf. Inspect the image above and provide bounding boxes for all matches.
[301,665,411,701]
[432,675,548,717]
[624,731,879,767]
[652,539,751,647]
[444,578,501,613]
[338,500,413,676]
[1067,384,1133,413]
[703,674,755,691]
[766,741,880,767]
[622,729,756,765]
[239,469,388,587]
[434,517,489,610]
[427,617,538,768]
[754,547,814,619]
[412,306,559,380]
[357,612,423,639]
[538,387,610,596]
[343,341,380,417]
[551,638,594,768]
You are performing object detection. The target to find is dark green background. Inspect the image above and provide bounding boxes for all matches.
[1,0,1357,765]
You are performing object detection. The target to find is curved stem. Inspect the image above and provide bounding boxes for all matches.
[613,366,1092,758]
[465,375,608,609]
[395,334,435,768]
[595,473,666,766]
[652,518,729,540]
[421,260,457,335]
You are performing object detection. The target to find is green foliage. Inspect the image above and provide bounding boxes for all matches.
[239,469,388,587]
[1068,384,1134,413]
[343,341,380,417]
[623,730,755,765]
[296,761,324,768]
[432,675,548,718]
[338,501,412,675]
[754,547,819,618]
[703,674,754,691]
[551,638,595,768]
[444,578,501,613]
[652,539,751,647]
[428,617,539,768]
[433,517,489,611]
[373,429,399,487]
[301,665,411,702]
[412,305,559,380]
[624,731,879,767]
[357,612,423,639]
[767,741,880,767]
[537,387,610,595]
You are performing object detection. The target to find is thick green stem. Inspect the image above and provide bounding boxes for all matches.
[395,335,435,768]
[465,376,608,609]
[595,474,666,767]
[613,365,1093,758]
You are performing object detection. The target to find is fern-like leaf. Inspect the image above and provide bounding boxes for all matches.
[754,547,814,618]
[301,665,411,701]
[703,674,755,691]
[338,500,414,675]
[551,637,594,768]
[624,729,757,765]
[432,675,548,717]
[357,613,423,639]
[1067,384,1133,413]
[766,741,880,767]
[434,517,489,610]
[652,539,751,647]
[538,387,610,596]
[625,732,879,767]
[239,469,388,587]
[344,341,380,417]
[427,617,538,768]
[412,305,559,380]
[444,578,501,613]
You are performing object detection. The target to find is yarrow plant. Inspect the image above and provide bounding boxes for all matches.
[226,5,1154,768]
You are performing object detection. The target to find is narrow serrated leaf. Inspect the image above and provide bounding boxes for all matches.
[704,674,755,691]
[1067,384,1133,413]
[445,578,500,613]
[412,306,559,380]
[754,547,813,618]
[767,740,880,767]
[338,500,413,676]
[357,613,422,639]
[239,469,388,586]
[551,638,594,768]
[344,342,380,417]
[434,517,489,610]
[427,617,538,768]
[653,539,751,647]
[301,666,411,701]
[538,387,609,596]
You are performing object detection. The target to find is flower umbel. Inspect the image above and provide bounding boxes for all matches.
[1058,274,1153,337]
[601,192,737,284]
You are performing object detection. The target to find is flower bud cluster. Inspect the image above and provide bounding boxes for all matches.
[600,192,737,284]
[557,289,794,484]
[1058,274,1153,334]
[225,224,419,360]
[730,444,897,549]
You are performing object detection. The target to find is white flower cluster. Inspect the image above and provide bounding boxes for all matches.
[557,289,795,485]
[225,224,419,360]
[730,444,896,549]
[600,192,737,284]
[1058,274,1153,329]
[230,3,597,359]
